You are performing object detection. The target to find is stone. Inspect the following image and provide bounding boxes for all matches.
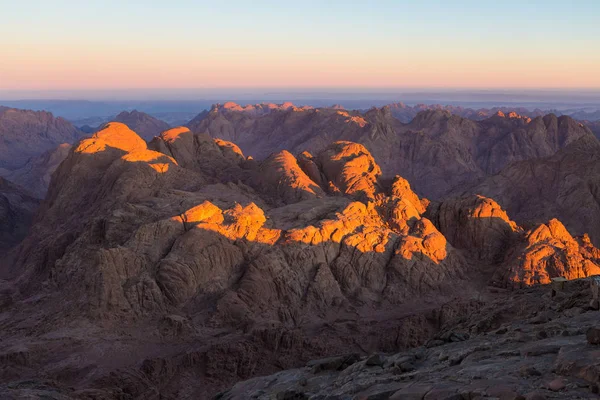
[587,327,600,345]
[365,353,386,367]
[525,393,546,400]
[546,378,565,391]
[390,384,433,400]
[307,354,361,373]
[520,365,541,377]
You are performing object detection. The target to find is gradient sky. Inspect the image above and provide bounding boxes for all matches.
[1,0,600,91]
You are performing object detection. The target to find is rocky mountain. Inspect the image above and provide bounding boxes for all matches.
[1,122,599,398]
[0,143,72,199]
[585,120,600,138]
[0,107,83,170]
[464,134,600,248]
[385,102,548,123]
[114,109,171,140]
[0,178,39,251]
[188,103,591,199]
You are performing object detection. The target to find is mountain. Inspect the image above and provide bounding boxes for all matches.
[0,178,39,251]
[1,122,598,398]
[0,107,83,170]
[188,103,591,199]
[464,133,600,247]
[585,120,600,138]
[385,102,547,123]
[114,109,170,140]
[0,143,72,198]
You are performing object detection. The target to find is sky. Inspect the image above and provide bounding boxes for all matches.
[1,0,600,92]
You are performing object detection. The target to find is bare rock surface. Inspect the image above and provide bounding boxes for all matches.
[222,280,600,400]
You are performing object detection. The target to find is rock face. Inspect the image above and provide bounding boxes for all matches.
[113,109,170,140]
[498,219,600,287]
[0,107,83,170]
[0,178,39,251]
[432,195,600,288]
[2,121,600,399]
[188,103,590,199]
[431,195,520,263]
[0,143,72,199]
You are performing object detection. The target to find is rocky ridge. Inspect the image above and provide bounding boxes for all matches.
[0,107,83,170]
[187,103,592,200]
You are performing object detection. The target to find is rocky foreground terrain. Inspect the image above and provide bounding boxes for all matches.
[223,279,600,400]
[0,119,599,399]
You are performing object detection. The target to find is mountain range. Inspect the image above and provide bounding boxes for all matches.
[0,108,599,397]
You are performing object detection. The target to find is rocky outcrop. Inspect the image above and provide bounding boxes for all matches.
[252,150,325,205]
[498,219,600,287]
[317,141,382,200]
[113,110,170,140]
[431,195,520,263]
[0,107,83,170]
[431,194,600,288]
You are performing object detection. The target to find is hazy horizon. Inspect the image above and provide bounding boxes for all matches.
[2,1,599,91]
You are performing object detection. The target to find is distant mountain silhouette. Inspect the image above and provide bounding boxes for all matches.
[0,107,83,170]
[114,110,170,140]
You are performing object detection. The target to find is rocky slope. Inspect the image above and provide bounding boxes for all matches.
[1,122,599,398]
[0,143,72,199]
[223,278,600,400]
[0,178,39,251]
[187,103,591,199]
[0,107,83,170]
[114,109,171,140]
[585,120,600,139]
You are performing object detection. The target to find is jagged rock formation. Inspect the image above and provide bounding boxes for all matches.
[0,143,71,198]
[1,122,599,398]
[499,219,600,287]
[114,109,170,140]
[0,107,83,170]
[187,103,590,199]
[431,195,600,288]
[12,122,468,319]
[467,134,600,247]
[0,178,39,251]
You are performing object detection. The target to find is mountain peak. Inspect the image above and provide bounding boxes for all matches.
[77,122,146,154]
[113,110,170,140]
